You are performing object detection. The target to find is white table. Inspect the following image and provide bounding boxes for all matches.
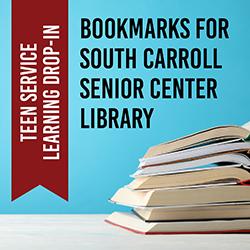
[0,215,249,250]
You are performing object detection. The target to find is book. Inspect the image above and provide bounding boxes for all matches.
[144,123,250,158]
[140,142,250,168]
[133,153,250,177]
[110,185,250,207]
[105,212,250,234]
[128,166,250,190]
[133,202,250,221]
[106,212,250,234]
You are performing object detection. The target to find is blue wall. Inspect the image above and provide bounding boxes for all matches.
[1,0,249,213]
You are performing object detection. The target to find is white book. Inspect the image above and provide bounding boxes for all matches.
[140,142,250,167]
[133,153,250,177]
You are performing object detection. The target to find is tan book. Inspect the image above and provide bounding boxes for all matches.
[133,203,250,222]
[144,123,250,158]
[110,185,250,207]
[128,167,250,190]
[105,212,250,234]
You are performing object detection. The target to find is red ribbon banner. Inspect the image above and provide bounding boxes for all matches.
[12,0,68,200]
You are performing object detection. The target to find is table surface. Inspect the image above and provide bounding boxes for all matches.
[0,215,250,250]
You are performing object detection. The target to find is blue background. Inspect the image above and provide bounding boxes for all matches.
[0,0,249,213]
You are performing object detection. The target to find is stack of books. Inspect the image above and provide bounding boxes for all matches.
[106,122,250,234]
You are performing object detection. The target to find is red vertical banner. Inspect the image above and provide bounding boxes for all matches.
[12,0,68,200]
